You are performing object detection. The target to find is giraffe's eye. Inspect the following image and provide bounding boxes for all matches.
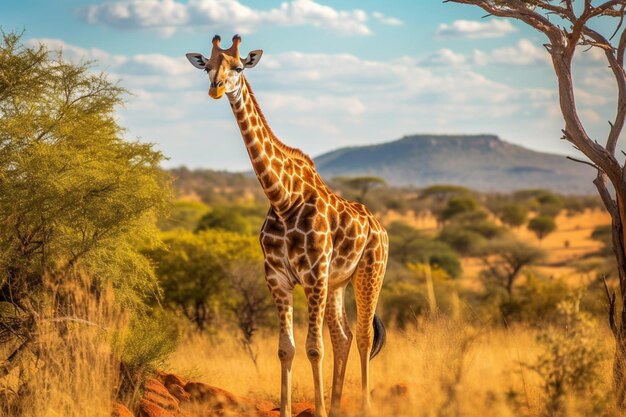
[235,67,243,73]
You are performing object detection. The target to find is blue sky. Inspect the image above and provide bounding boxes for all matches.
[1,0,617,170]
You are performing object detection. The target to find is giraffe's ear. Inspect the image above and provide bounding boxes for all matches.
[243,50,263,69]
[186,53,208,70]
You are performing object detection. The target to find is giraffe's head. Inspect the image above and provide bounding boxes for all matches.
[186,34,263,100]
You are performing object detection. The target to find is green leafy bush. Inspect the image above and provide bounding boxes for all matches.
[528,215,557,240]
[387,221,461,278]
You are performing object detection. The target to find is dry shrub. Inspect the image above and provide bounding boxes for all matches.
[1,270,122,417]
[528,295,613,417]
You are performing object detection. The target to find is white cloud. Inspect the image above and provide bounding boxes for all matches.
[574,46,606,66]
[472,39,548,66]
[419,49,467,66]
[78,0,373,36]
[372,11,403,26]
[580,108,602,124]
[577,69,614,93]
[436,19,516,39]
[262,93,366,116]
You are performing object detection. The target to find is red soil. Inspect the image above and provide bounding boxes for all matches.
[114,372,315,417]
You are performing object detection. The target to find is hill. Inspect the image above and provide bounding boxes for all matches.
[313,134,595,194]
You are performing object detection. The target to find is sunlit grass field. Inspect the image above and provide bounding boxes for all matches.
[161,209,616,416]
[167,320,615,417]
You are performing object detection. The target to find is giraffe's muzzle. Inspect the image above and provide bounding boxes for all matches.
[208,83,225,99]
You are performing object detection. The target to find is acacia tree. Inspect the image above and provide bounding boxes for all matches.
[528,215,557,241]
[335,176,386,203]
[0,33,168,379]
[445,0,626,404]
[474,237,546,296]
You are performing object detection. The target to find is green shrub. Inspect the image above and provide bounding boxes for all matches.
[114,313,180,396]
[387,221,462,278]
[381,281,429,329]
[500,274,570,324]
[528,295,605,416]
[439,196,480,222]
[158,200,209,232]
[439,226,486,255]
[528,215,557,241]
[499,204,528,227]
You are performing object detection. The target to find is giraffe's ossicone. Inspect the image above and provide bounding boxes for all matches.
[187,34,388,417]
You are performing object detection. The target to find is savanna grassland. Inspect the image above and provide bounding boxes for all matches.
[1,33,623,417]
[162,176,617,417]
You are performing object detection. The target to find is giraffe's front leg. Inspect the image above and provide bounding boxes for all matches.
[265,264,295,417]
[304,282,328,417]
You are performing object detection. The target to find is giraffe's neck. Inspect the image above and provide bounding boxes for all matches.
[227,77,305,215]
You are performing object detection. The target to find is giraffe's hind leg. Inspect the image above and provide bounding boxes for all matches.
[326,286,352,417]
[352,230,387,413]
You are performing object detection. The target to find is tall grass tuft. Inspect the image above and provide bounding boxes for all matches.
[1,270,122,417]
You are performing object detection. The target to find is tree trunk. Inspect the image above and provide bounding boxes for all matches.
[615,329,626,406]
[604,182,626,405]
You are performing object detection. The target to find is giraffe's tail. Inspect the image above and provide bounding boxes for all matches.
[370,314,386,360]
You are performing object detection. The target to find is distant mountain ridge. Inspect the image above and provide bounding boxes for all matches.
[313,134,595,194]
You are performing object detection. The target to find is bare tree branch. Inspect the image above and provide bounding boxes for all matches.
[581,26,626,154]
[566,156,601,170]
[0,338,32,378]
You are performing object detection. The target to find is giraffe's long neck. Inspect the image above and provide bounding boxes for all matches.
[228,77,302,215]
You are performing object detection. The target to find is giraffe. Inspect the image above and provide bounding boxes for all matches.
[186,35,388,417]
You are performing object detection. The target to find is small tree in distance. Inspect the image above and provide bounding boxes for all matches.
[499,204,528,228]
[439,195,480,223]
[474,237,546,296]
[528,215,557,241]
[335,176,387,203]
[445,0,626,405]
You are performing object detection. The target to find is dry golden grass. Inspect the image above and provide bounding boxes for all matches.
[0,276,122,417]
[161,209,616,416]
[167,318,616,417]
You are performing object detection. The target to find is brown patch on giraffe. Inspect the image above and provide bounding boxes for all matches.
[259,170,279,189]
[266,185,282,202]
[292,176,303,193]
[264,140,275,157]
[263,215,284,235]
[240,119,250,132]
[252,156,270,174]
[287,232,305,254]
[249,144,260,159]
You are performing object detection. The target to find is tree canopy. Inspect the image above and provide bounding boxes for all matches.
[0,32,169,328]
[147,230,264,329]
[528,215,557,241]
